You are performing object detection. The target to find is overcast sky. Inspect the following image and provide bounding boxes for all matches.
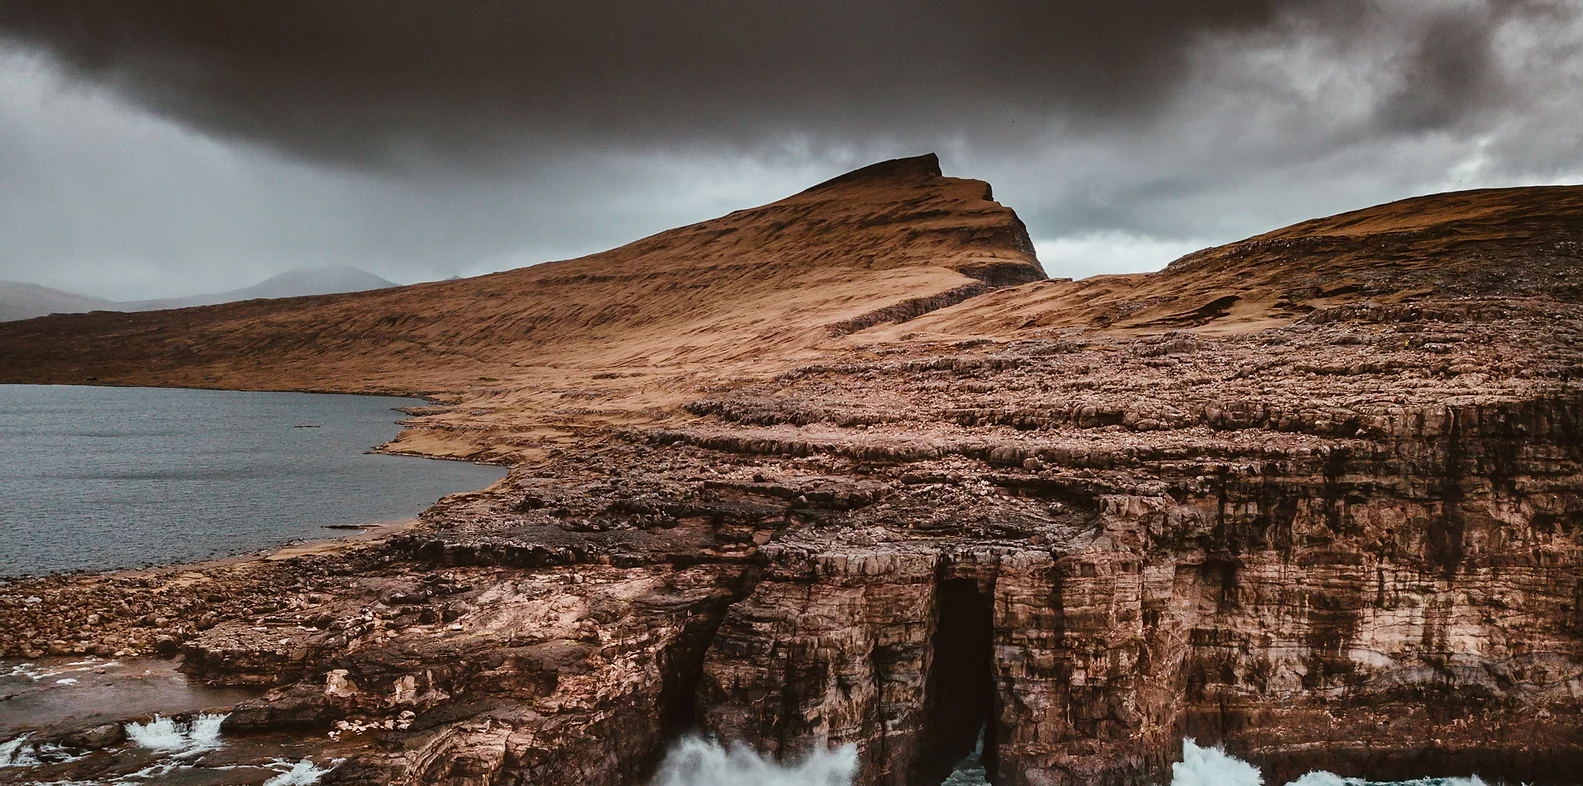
[1,1,1580,300]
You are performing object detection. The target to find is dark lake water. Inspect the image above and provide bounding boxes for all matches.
[0,384,505,577]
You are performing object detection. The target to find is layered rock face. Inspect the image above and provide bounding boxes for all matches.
[671,383,1583,785]
[3,163,1582,786]
[661,204,1583,782]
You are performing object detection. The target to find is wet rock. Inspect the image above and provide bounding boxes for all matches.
[63,722,127,750]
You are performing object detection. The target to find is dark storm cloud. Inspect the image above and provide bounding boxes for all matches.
[1375,5,1506,132]
[0,0,1329,166]
[0,0,1579,297]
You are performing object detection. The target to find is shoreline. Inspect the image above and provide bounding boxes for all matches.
[0,513,435,659]
[0,513,435,589]
[0,386,510,661]
[115,516,423,579]
[0,383,511,587]
[0,517,420,586]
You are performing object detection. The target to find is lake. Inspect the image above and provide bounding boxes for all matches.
[0,385,505,577]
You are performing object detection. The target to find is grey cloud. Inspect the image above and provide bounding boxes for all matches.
[0,0,1579,295]
[0,0,1330,167]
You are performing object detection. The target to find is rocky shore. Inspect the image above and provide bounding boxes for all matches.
[3,158,1582,784]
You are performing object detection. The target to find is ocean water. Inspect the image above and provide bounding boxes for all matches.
[648,737,1508,786]
[653,737,858,786]
[0,657,344,784]
[0,384,505,576]
[1,709,341,784]
[0,716,1534,784]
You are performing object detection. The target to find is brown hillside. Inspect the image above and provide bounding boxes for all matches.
[0,154,1042,397]
[871,184,1583,341]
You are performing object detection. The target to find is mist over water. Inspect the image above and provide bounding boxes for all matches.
[649,738,1497,786]
[0,384,505,576]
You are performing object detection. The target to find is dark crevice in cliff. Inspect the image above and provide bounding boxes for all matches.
[1428,406,1467,577]
[913,578,997,786]
[651,566,765,777]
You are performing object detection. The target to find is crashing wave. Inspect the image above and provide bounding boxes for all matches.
[1172,740,1492,786]
[263,758,338,786]
[124,713,227,755]
[1171,739,1265,786]
[652,736,858,786]
[0,735,37,768]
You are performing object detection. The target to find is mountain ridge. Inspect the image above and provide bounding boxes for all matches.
[122,264,397,311]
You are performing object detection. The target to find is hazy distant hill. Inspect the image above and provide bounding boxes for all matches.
[0,265,397,322]
[121,265,397,311]
[0,282,116,323]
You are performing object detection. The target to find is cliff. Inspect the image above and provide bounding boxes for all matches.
[1,164,1581,785]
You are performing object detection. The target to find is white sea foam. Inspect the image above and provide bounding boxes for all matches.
[652,736,858,786]
[263,758,336,785]
[645,736,1505,786]
[123,713,227,754]
[5,658,118,683]
[1286,776,1492,786]
[1172,739,1265,786]
[1289,774,1354,786]
[1169,740,1494,786]
[0,735,37,768]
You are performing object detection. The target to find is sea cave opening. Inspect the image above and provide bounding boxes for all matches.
[913,577,998,786]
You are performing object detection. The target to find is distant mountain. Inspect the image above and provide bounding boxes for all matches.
[0,265,397,322]
[0,282,116,323]
[121,265,398,311]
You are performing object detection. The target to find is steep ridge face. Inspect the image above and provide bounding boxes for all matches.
[1,173,1581,786]
[0,153,1042,465]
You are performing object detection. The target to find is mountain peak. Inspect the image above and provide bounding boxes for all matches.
[803,153,944,193]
